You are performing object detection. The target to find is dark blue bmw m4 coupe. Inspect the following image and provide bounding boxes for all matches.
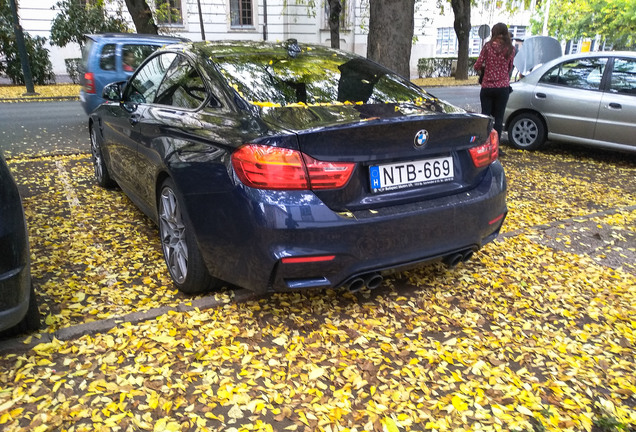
[88,40,507,294]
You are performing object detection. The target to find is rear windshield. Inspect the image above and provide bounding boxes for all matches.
[81,38,95,69]
[206,49,429,107]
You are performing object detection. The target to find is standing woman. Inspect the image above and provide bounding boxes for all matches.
[474,23,515,140]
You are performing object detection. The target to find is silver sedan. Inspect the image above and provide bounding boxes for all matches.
[504,51,636,152]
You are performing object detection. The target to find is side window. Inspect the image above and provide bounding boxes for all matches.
[230,0,254,28]
[609,58,636,95]
[539,58,607,90]
[125,53,177,104]
[99,44,116,71]
[122,44,161,72]
[154,55,208,109]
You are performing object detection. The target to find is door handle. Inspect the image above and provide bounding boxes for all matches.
[608,102,622,109]
[535,92,547,99]
[129,114,140,126]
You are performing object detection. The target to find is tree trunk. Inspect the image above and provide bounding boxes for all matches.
[327,0,341,49]
[451,0,471,80]
[367,0,415,78]
[124,0,158,34]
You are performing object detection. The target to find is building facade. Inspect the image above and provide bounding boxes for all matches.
[15,0,533,80]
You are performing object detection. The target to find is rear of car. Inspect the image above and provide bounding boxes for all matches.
[186,43,507,292]
[79,33,188,114]
[0,153,39,334]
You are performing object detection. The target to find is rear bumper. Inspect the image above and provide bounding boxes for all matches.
[185,161,506,294]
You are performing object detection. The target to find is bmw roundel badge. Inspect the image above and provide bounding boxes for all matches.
[414,129,429,148]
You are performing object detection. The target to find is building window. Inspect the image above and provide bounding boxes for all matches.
[440,26,528,56]
[436,27,457,55]
[230,0,254,28]
[157,0,183,25]
[470,27,481,56]
[509,26,527,40]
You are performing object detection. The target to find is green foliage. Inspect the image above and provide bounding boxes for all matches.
[0,0,55,85]
[531,0,635,49]
[64,58,81,84]
[155,0,183,25]
[417,56,478,78]
[50,0,129,48]
[594,414,629,432]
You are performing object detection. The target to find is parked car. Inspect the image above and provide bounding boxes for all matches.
[79,33,189,114]
[0,152,40,334]
[505,51,636,152]
[88,40,507,295]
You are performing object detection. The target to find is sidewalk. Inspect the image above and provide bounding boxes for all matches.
[0,84,80,102]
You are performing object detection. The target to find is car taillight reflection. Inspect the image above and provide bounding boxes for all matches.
[469,129,499,168]
[232,144,355,190]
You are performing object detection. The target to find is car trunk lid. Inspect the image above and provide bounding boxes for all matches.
[258,103,495,211]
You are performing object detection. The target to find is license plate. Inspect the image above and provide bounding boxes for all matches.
[369,156,454,192]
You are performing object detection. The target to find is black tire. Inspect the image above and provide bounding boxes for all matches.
[4,283,41,337]
[158,178,220,294]
[90,124,116,188]
[20,283,41,332]
[507,112,546,150]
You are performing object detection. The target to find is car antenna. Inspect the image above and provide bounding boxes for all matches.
[285,39,301,58]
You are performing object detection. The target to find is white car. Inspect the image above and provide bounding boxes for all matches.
[504,51,636,152]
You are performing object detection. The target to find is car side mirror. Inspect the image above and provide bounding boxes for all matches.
[102,82,122,102]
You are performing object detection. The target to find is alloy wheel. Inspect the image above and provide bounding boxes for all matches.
[90,127,104,183]
[159,187,189,284]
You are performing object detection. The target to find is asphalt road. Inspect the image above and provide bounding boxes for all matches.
[0,87,481,157]
[425,85,481,112]
[0,100,88,156]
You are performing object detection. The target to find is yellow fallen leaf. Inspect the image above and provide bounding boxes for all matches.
[309,367,326,381]
[382,416,400,432]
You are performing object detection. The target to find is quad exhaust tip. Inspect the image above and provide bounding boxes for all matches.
[347,272,383,292]
[346,249,474,292]
[443,249,475,268]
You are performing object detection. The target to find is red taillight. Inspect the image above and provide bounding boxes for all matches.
[84,72,96,94]
[469,129,499,168]
[231,144,354,190]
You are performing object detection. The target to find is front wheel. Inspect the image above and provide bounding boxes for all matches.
[158,178,219,294]
[507,112,546,150]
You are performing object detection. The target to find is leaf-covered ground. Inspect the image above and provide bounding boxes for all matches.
[0,85,80,102]
[0,146,634,432]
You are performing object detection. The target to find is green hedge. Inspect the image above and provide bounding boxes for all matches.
[417,57,479,78]
[65,58,81,84]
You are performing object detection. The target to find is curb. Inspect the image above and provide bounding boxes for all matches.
[0,288,257,355]
[0,96,79,103]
